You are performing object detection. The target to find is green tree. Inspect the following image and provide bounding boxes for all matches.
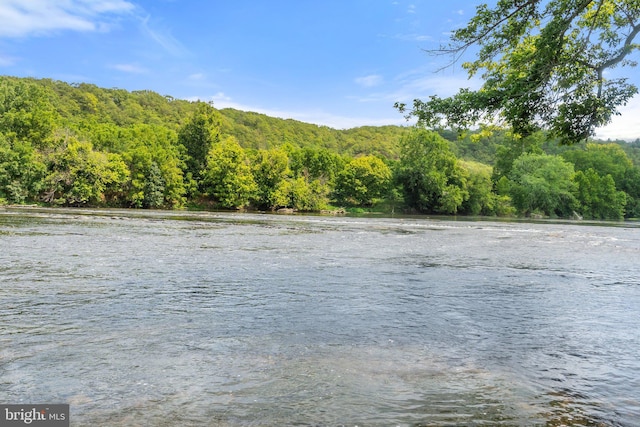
[178,102,221,179]
[121,124,186,208]
[562,142,639,217]
[202,136,257,209]
[288,146,344,183]
[398,1,640,144]
[459,160,512,216]
[621,167,640,218]
[43,138,129,206]
[396,129,469,214]
[282,176,330,211]
[0,77,59,147]
[124,153,167,209]
[334,155,392,206]
[251,148,292,210]
[507,153,577,217]
[574,168,626,219]
[0,136,46,204]
[562,143,633,184]
[492,132,545,180]
[142,162,166,209]
[79,121,128,153]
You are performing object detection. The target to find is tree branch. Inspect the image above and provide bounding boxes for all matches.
[597,22,640,72]
[428,0,540,59]
[585,0,606,43]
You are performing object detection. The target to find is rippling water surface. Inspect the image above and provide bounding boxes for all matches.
[1,207,639,426]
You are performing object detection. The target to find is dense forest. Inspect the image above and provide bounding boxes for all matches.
[1,76,639,219]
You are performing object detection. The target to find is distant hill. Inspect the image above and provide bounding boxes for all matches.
[0,76,409,158]
[8,75,638,165]
[218,108,408,158]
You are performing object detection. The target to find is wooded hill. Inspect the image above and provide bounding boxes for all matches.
[1,76,639,219]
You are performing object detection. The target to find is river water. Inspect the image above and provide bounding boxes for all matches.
[1,208,639,426]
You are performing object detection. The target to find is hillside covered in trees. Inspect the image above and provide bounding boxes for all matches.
[1,76,639,219]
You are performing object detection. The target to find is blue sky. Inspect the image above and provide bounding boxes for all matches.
[0,0,638,140]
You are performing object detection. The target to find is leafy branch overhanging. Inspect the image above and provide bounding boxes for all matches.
[396,0,640,144]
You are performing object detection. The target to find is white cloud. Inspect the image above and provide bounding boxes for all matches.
[0,0,135,38]
[349,67,480,106]
[355,74,383,88]
[139,15,186,56]
[110,63,147,74]
[90,1,135,13]
[595,96,640,141]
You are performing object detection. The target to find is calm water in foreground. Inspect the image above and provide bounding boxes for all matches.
[1,208,639,426]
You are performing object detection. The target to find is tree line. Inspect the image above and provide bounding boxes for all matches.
[1,76,639,219]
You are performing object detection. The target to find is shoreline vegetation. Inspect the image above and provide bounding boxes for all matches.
[1,76,640,220]
[4,205,639,234]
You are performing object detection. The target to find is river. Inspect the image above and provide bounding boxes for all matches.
[1,207,639,426]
